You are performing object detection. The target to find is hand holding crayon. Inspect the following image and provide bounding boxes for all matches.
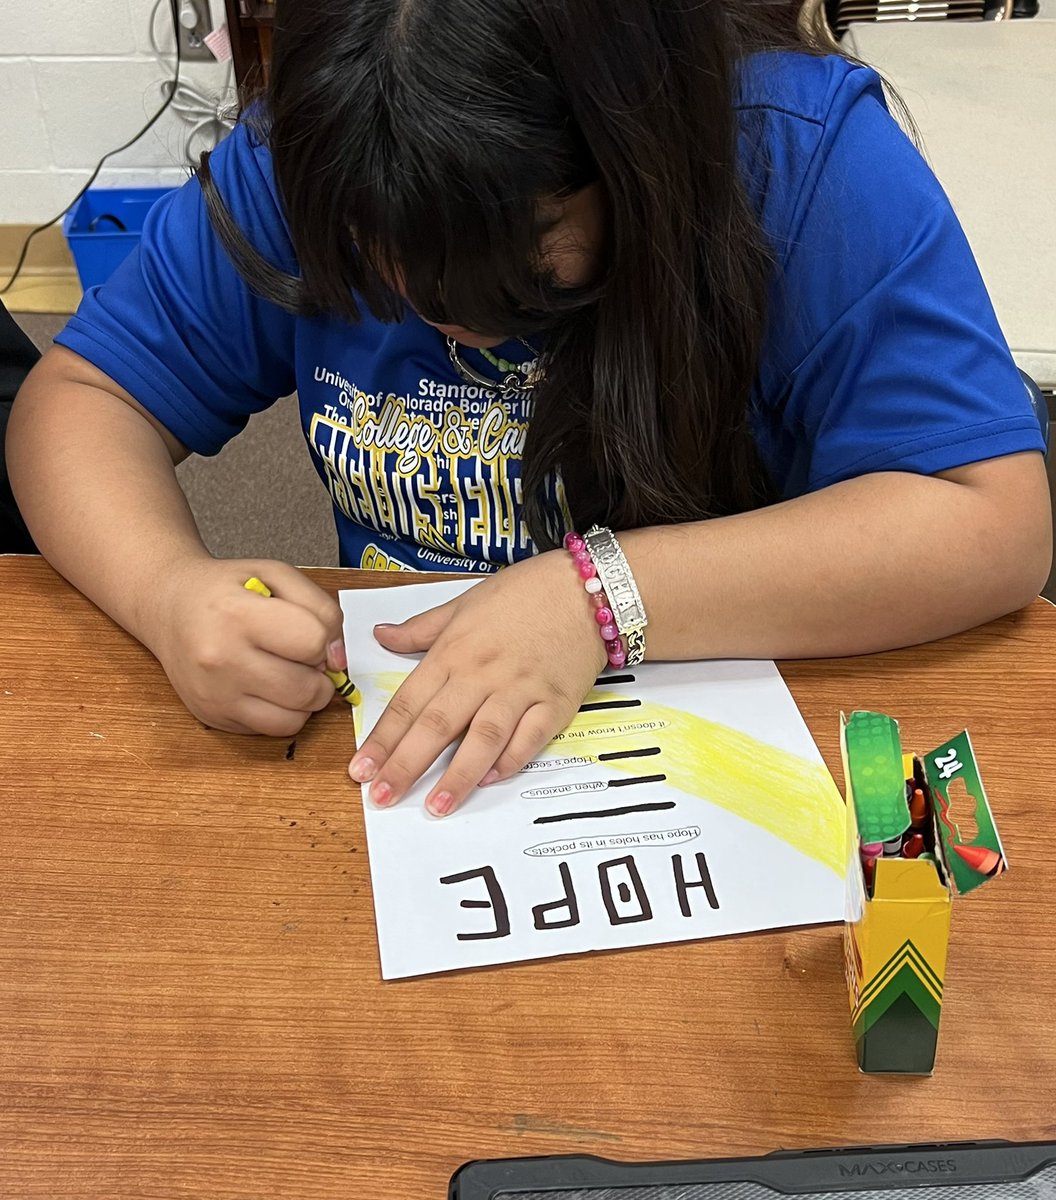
[244,577,360,706]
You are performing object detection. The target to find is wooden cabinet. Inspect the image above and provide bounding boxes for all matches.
[223,0,276,96]
[221,1,815,96]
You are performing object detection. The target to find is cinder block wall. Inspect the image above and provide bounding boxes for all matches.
[0,0,230,224]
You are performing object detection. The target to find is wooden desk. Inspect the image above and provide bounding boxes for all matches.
[1,555,1054,1198]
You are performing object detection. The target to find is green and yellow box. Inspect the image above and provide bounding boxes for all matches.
[841,713,1007,1075]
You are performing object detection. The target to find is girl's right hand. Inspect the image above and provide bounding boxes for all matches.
[150,558,347,736]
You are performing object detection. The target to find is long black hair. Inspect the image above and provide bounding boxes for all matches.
[199,0,825,547]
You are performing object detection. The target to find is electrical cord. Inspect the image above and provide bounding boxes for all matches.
[0,0,182,296]
[149,0,235,168]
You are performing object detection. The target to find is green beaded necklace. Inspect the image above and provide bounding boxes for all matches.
[478,342,536,377]
[446,335,545,401]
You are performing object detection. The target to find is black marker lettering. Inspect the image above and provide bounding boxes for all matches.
[673,852,719,916]
[578,699,642,713]
[439,866,511,941]
[597,746,661,763]
[534,800,675,825]
[531,861,581,930]
[599,855,653,925]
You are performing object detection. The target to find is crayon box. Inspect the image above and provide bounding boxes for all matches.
[841,712,1007,1075]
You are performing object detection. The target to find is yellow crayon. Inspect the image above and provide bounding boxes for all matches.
[327,673,362,706]
[243,577,360,707]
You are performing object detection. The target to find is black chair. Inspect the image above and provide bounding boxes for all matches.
[0,299,40,554]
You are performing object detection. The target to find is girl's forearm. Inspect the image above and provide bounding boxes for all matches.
[620,455,1051,661]
[8,347,211,651]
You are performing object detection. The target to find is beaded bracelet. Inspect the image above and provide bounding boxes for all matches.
[563,531,627,670]
[583,525,648,668]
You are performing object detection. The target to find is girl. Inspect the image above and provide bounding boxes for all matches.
[9,0,1050,819]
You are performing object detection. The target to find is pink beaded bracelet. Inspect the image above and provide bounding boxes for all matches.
[563,531,627,670]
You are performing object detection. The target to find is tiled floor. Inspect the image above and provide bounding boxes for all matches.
[12,311,1056,601]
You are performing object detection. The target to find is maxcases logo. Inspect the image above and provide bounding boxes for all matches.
[839,1158,957,1178]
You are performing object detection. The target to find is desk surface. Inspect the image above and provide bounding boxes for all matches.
[2,556,1055,1199]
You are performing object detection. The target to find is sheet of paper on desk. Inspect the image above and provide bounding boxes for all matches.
[341,580,846,980]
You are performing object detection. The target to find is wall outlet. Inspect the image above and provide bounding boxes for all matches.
[176,0,214,62]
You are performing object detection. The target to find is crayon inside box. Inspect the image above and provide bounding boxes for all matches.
[841,713,1007,1075]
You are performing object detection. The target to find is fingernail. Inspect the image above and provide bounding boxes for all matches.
[480,769,500,787]
[349,755,376,783]
[327,640,347,672]
[371,780,393,807]
[428,791,454,817]
[374,622,395,631]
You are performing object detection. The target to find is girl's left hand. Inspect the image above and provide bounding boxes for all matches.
[348,550,608,817]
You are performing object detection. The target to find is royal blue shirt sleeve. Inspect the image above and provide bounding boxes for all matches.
[56,122,298,456]
[754,66,1044,497]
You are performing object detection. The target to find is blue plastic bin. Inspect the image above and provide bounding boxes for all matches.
[63,187,176,290]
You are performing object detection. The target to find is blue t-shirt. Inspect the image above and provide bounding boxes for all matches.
[57,53,1043,572]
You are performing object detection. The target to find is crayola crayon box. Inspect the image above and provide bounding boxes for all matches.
[841,712,1007,1075]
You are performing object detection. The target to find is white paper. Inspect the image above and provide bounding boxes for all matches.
[342,580,847,979]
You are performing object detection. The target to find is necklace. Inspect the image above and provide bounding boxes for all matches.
[446,336,544,401]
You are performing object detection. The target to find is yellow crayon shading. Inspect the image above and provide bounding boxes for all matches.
[566,692,845,876]
[361,671,842,874]
[243,576,360,707]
